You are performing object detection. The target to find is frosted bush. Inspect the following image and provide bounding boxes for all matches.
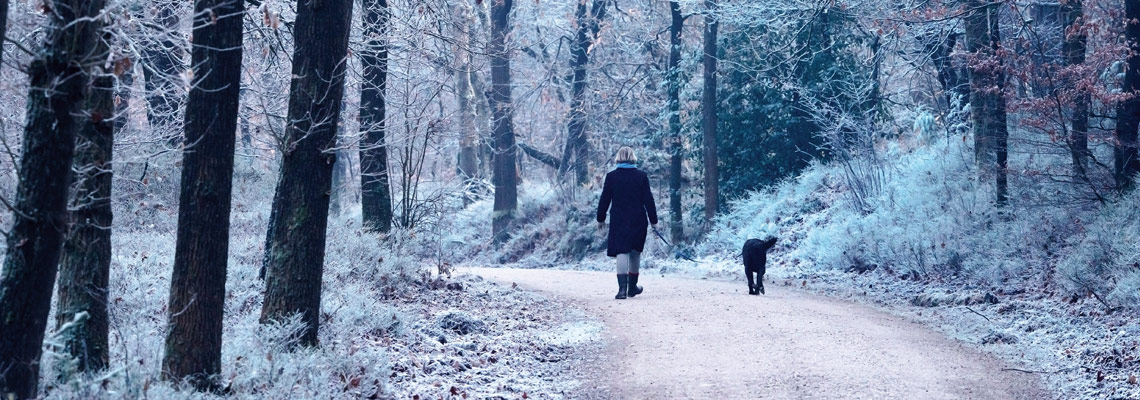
[1057,190,1140,309]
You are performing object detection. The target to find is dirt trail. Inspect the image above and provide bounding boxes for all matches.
[467,268,1046,400]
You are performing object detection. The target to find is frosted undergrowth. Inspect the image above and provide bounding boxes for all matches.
[35,176,596,399]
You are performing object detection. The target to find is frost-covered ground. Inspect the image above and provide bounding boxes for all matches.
[33,175,600,400]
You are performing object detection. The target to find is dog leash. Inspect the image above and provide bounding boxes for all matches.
[651,225,698,262]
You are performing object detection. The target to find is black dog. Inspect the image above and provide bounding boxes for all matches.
[742,237,777,295]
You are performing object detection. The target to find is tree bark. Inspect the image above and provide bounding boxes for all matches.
[261,0,354,347]
[1116,0,1140,188]
[0,0,105,397]
[667,0,685,243]
[0,0,7,71]
[359,0,393,232]
[965,0,1009,206]
[456,2,480,206]
[162,0,244,390]
[561,0,607,185]
[54,20,115,377]
[489,0,518,247]
[141,1,186,142]
[1063,0,1090,181]
[701,0,719,224]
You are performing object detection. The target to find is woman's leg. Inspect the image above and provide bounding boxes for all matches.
[614,253,631,299]
[627,250,643,297]
[616,253,631,275]
[628,250,641,274]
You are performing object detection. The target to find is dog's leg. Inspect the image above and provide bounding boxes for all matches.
[745,267,756,295]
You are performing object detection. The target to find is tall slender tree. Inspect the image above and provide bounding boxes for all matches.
[965,0,1009,205]
[0,0,7,70]
[360,0,393,232]
[1063,0,1091,181]
[0,0,106,397]
[161,0,245,389]
[561,0,607,185]
[701,0,719,224]
[1116,0,1140,188]
[455,2,481,204]
[141,1,186,141]
[54,17,116,376]
[667,0,685,242]
[489,0,518,246]
[261,0,354,346]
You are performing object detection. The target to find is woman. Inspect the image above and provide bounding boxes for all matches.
[596,147,659,300]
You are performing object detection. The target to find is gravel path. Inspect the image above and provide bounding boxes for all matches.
[468,267,1047,399]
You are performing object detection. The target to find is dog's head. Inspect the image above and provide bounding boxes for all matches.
[763,236,778,251]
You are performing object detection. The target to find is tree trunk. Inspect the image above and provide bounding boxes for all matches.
[1063,0,1090,181]
[667,0,685,243]
[0,0,105,397]
[330,149,348,216]
[456,3,480,206]
[965,0,1009,206]
[489,0,518,247]
[359,0,393,232]
[561,0,607,185]
[54,21,115,377]
[1116,0,1140,188]
[701,0,719,224]
[141,1,186,143]
[0,0,7,71]
[261,0,354,347]
[161,0,244,390]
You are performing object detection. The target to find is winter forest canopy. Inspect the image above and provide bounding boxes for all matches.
[1,0,1139,398]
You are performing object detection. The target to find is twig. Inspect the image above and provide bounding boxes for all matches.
[964,305,992,322]
[1001,367,1074,374]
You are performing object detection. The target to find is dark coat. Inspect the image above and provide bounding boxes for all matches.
[597,167,659,257]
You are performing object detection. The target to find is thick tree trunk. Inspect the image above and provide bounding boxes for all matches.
[261,0,354,347]
[667,0,685,243]
[162,0,244,390]
[141,1,186,142]
[359,0,393,232]
[701,0,719,224]
[54,22,115,377]
[0,0,105,397]
[1116,0,1140,188]
[561,0,607,185]
[1063,0,1090,181]
[965,0,1010,206]
[489,0,518,247]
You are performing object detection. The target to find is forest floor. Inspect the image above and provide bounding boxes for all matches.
[467,267,1046,399]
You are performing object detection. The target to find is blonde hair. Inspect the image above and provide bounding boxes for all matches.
[615,146,637,164]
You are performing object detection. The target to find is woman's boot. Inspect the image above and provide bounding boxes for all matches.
[627,273,643,297]
[615,274,628,299]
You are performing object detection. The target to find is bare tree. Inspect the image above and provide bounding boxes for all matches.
[1063,0,1090,180]
[964,0,1010,206]
[1116,0,1140,188]
[0,0,106,397]
[140,0,187,143]
[261,0,355,347]
[54,14,116,376]
[702,0,719,224]
[561,0,608,185]
[161,0,245,390]
[489,0,518,246]
[360,0,393,232]
[455,2,481,204]
[667,0,685,243]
